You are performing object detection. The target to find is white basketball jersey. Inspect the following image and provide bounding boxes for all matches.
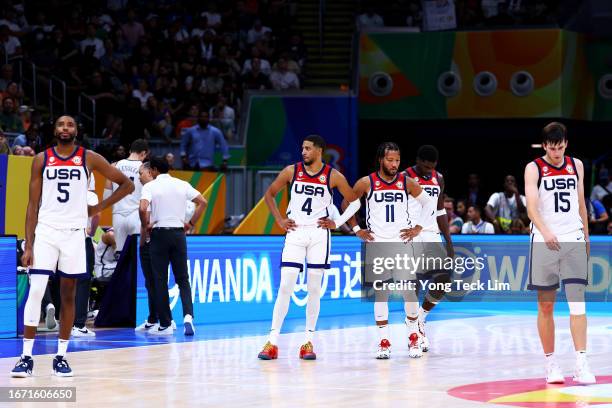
[112,159,143,215]
[286,162,333,227]
[38,146,89,229]
[405,167,441,233]
[365,172,410,239]
[532,156,582,235]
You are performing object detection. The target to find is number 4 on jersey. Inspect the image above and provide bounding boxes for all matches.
[301,197,313,215]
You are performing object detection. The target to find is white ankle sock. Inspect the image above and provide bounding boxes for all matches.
[57,339,69,357]
[22,338,34,357]
[378,324,389,341]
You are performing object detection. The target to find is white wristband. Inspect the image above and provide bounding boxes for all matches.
[352,225,361,233]
[436,209,446,217]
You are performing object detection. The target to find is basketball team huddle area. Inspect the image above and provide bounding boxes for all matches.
[0,196,610,406]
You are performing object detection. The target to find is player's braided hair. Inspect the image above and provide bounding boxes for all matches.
[375,142,400,170]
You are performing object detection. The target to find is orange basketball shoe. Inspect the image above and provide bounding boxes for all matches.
[299,341,317,360]
[258,341,278,360]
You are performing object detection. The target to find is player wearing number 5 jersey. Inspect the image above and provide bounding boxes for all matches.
[104,139,149,252]
[11,115,133,379]
[258,135,360,361]
[524,122,595,386]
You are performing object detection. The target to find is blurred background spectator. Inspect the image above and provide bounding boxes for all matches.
[484,175,527,233]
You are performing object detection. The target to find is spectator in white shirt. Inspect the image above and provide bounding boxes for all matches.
[269,58,300,90]
[201,2,222,29]
[191,16,210,39]
[591,168,611,202]
[0,25,22,58]
[484,175,527,233]
[461,206,495,234]
[356,7,384,30]
[242,48,271,76]
[209,94,235,139]
[247,19,272,45]
[80,24,105,59]
[132,79,154,109]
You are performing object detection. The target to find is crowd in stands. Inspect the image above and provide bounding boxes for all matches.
[356,0,560,31]
[0,0,305,161]
[443,169,612,235]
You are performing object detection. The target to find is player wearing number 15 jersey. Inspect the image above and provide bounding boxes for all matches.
[11,115,133,379]
[258,135,361,361]
[104,139,149,252]
[524,122,595,386]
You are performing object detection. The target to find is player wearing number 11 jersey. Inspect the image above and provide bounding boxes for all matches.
[346,142,435,360]
[258,135,361,361]
[11,115,133,379]
[524,122,595,386]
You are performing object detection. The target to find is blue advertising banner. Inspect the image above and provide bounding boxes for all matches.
[136,235,611,326]
[0,236,17,338]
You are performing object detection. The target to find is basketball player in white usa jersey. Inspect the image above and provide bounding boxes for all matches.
[11,115,133,378]
[347,142,435,359]
[258,135,360,360]
[104,139,149,252]
[404,145,454,352]
[524,122,595,385]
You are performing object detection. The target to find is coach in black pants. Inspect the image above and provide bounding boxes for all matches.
[139,157,206,336]
[138,240,159,327]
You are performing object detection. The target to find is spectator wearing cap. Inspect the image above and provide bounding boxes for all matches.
[139,157,207,336]
[180,111,229,171]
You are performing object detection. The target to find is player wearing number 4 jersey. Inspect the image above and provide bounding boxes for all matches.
[524,122,595,385]
[11,115,133,378]
[104,139,149,253]
[258,135,360,361]
[347,142,435,360]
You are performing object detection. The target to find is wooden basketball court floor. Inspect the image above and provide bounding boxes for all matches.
[0,311,610,407]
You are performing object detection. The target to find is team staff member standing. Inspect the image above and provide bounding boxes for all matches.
[180,111,230,171]
[139,157,207,336]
